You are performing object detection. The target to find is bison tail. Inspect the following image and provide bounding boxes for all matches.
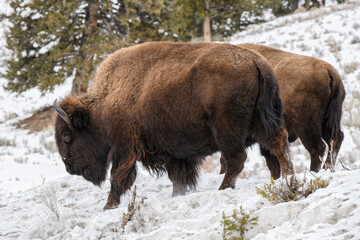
[255,61,284,139]
[322,69,345,141]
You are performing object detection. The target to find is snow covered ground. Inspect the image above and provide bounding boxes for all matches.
[1,1,360,239]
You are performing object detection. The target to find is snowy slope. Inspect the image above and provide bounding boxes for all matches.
[1,1,360,240]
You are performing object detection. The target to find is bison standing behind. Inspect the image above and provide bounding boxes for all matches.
[54,42,294,209]
[220,43,345,178]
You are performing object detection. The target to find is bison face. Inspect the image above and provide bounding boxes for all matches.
[54,100,110,186]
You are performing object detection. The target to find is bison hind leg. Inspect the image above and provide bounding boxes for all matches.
[219,148,247,190]
[166,156,203,197]
[323,129,344,170]
[260,147,281,179]
[297,127,328,172]
[256,128,294,177]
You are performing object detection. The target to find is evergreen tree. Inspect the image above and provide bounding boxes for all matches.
[173,0,265,42]
[212,0,265,38]
[1,0,174,94]
[264,0,292,16]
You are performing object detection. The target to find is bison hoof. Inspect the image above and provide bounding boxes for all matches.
[270,170,281,180]
[103,201,120,210]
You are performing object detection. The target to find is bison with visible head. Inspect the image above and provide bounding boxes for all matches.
[54,42,294,209]
[220,43,345,178]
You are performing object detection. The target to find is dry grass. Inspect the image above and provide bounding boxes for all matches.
[351,36,360,44]
[353,23,360,30]
[314,47,324,58]
[17,106,55,133]
[14,156,29,164]
[40,135,57,152]
[343,61,360,74]
[326,36,342,54]
[41,182,61,222]
[0,112,18,124]
[297,43,311,51]
[342,91,360,128]
[0,137,16,146]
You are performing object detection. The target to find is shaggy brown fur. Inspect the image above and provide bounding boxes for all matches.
[220,43,345,178]
[54,42,294,209]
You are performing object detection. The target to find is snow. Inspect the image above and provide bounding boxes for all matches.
[1,1,360,239]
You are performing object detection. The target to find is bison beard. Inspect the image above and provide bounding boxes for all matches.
[54,42,294,210]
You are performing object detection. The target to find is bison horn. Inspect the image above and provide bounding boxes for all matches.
[54,99,71,125]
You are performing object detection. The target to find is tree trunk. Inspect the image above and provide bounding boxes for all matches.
[305,0,311,10]
[72,52,95,94]
[203,0,211,42]
[71,0,99,94]
[291,0,299,12]
[322,0,326,6]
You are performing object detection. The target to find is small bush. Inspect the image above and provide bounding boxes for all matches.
[341,91,360,128]
[256,175,329,204]
[40,138,57,152]
[297,43,311,51]
[221,206,258,240]
[14,156,29,164]
[41,182,60,221]
[314,47,324,58]
[311,32,320,40]
[0,137,16,146]
[28,147,44,154]
[351,36,360,44]
[0,112,18,124]
[343,62,360,74]
[326,37,342,53]
[353,23,360,30]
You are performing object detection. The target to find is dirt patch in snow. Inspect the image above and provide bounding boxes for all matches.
[16,106,56,133]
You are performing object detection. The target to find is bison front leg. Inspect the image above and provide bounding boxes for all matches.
[104,181,122,209]
[104,149,138,210]
[103,161,123,210]
[219,149,247,190]
[104,164,137,210]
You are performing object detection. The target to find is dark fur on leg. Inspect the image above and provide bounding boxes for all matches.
[260,147,281,179]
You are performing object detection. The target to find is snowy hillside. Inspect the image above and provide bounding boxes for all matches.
[1,1,360,239]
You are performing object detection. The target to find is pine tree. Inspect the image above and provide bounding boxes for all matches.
[1,0,174,94]
[123,0,176,44]
[173,0,265,42]
[211,0,265,39]
[292,0,299,12]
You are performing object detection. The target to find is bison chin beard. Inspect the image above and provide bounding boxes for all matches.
[81,165,108,186]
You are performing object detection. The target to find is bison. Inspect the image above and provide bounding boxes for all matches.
[220,43,345,178]
[54,42,294,209]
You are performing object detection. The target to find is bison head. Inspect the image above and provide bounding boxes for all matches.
[54,98,110,186]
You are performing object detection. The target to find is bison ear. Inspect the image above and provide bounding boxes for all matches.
[71,108,90,129]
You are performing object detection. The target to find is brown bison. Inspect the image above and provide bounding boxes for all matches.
[220,43,345,178]
[54,42,294,209]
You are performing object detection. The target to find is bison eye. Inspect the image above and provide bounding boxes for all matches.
[63,134,71,144]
